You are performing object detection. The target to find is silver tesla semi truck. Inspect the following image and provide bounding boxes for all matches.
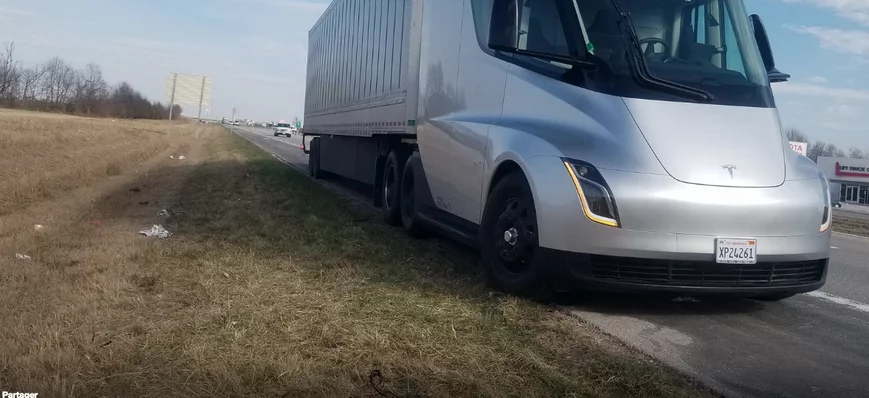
[301,0,831,300]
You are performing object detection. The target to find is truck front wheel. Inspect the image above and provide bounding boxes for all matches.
[480,172,550,298]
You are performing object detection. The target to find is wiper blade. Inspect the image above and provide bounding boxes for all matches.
[606,1,714,103]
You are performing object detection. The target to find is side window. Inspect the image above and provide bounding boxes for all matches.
[470,0,495,51]
[692,4,707,44]
[470,0,574,61]
[722,5,747,76]
[682,1,747,78]
[520,0,572,57]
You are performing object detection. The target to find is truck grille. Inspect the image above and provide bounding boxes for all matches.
[590,255,826,287]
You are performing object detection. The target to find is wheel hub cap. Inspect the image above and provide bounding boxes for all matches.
[503,227,518,245]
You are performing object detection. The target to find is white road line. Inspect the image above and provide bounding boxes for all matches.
[831,246,839,249]
[806,291,869,313]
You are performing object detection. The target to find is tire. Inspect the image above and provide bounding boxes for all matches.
[308,137,322,179]
[400,156,428,238]
[479,172,550,298]
[381,150,405,226]
[751,293,796,302]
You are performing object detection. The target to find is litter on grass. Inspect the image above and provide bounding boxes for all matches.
[139,225,172,238]
[16,253,31,260]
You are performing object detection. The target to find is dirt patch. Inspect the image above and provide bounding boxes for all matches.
[0,113,708,397]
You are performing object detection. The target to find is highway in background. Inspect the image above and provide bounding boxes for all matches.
[230,125,869,398]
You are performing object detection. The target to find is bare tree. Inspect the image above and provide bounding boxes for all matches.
[807,141,826,162]
[38,57,77,108]
[785,128,809,143]
[0,42,20,101]
[849,148,865,159]
[291,116,301,127]
[824,144,845,158]
[72,63,108,114]
[18,65,46,106]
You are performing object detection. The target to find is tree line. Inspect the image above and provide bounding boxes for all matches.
[0,42,181,119]
[785,128,867,163]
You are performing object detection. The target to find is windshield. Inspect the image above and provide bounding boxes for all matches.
[514,0,774,107]
[277,123,291,128]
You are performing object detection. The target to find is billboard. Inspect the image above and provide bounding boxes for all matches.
[789,141,807,156]
[164,73,212,119]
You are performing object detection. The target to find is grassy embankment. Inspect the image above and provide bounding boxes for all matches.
[0,109,708,397]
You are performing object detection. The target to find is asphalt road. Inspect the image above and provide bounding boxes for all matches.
[231,125,869,398]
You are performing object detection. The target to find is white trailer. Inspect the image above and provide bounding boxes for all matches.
[303,0,421,185]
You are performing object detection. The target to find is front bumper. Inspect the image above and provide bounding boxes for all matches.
[522,156,831,294]
[540,248,828,295]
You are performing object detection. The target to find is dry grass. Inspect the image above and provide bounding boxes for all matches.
[0,111,708,397]
[0,109,190,216]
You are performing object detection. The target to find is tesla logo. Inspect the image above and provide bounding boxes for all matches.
[722,165,737,179]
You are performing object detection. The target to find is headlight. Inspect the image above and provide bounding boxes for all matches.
[819,172,832,232]
[563,160,620,228]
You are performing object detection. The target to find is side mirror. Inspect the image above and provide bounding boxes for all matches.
[749,14,790,83]
[488,0,521,53]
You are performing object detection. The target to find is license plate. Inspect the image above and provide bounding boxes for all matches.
[715,238,757,264]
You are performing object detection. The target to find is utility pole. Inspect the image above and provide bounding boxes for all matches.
[168,73,178,120]
[231,106,236,122]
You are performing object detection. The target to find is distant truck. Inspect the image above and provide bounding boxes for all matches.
[302,0,830,299]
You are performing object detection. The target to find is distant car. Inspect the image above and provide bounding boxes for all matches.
[273,123,293,137]
[832,201,842,208]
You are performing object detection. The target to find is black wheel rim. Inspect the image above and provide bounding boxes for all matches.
[492,197,537,273]
[384,163,397,210]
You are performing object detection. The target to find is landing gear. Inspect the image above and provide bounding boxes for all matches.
[308,137,321,179]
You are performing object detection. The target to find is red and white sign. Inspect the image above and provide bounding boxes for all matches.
[835,162,869,177]
[789,141,807,156]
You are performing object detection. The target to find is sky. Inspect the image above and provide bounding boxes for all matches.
[0,0,867,149]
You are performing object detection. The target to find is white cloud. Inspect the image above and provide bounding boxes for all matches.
[807,76,829,84]
[783,0,869,26]
[826,103,861,119]
[773,82,869,100]
[0,6,35,17]
[786,25,869,56]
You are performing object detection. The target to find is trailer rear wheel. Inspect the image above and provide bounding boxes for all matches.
[480,172,550,298]
[400,156,428,238]
[308,137,322,179]
[381,150,404,226]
